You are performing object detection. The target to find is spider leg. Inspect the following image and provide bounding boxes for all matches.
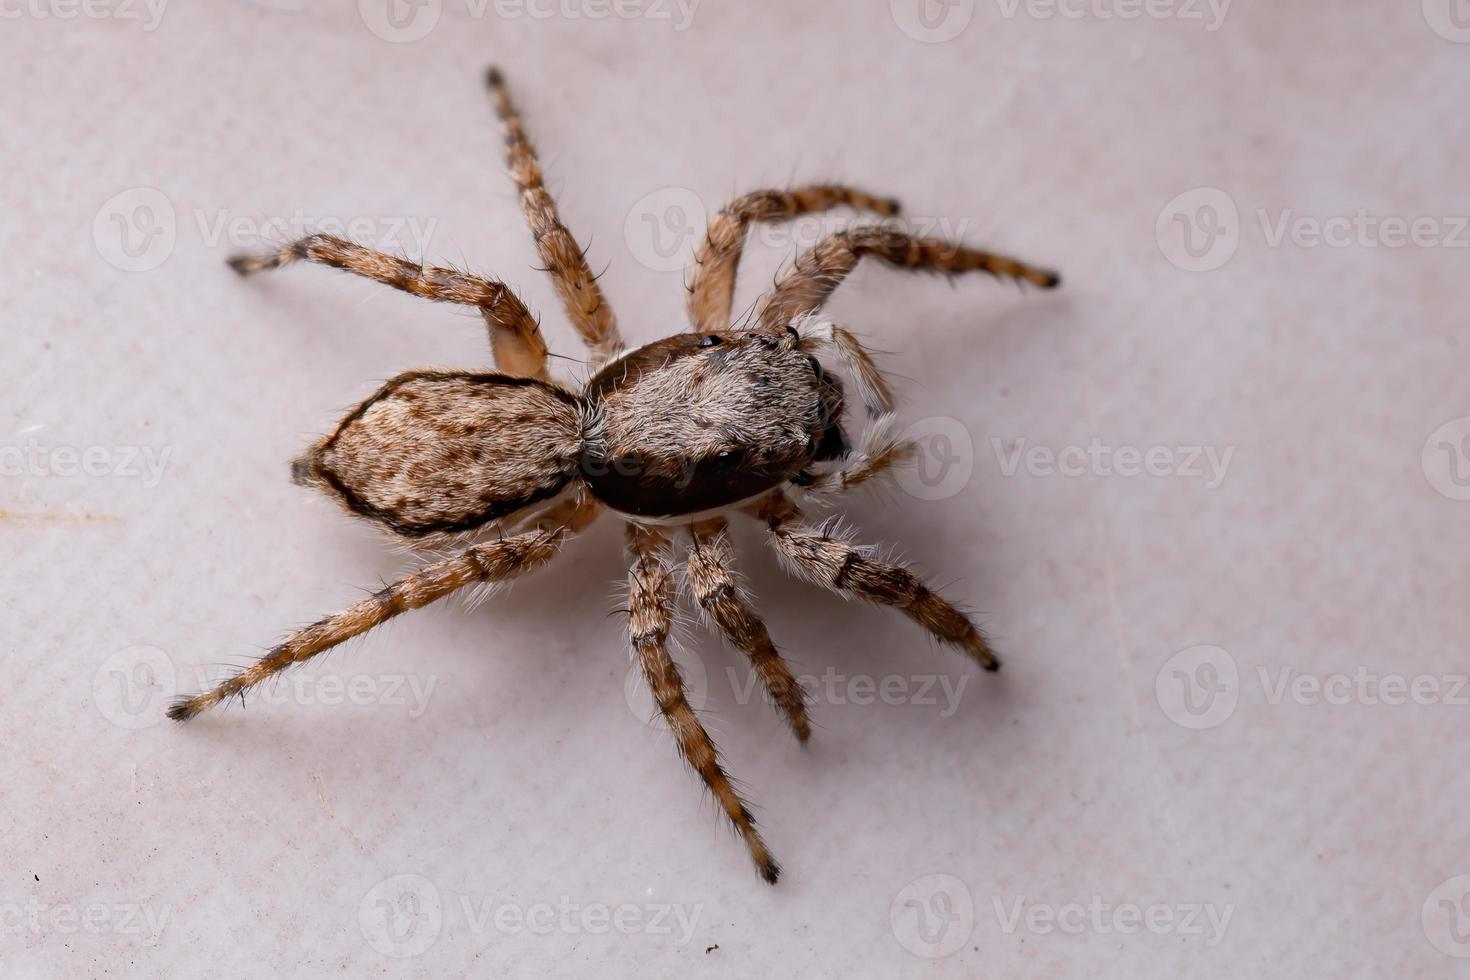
[797,316,897,416]
[167,505,589,722]
[626,522,781,884]
[486,67,623,367]
[686,185,900,333]
[685,517,811,743]
[756,226,1060,331]
[745,492,999,672]
[226,233,550,380]
[794,413,913,497]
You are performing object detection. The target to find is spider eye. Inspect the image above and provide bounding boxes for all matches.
[712,448,744,470]
[699,335,722,348]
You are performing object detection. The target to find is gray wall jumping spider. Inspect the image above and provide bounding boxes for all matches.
[169,67,1061,885]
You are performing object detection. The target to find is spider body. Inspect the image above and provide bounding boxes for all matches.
[171,67,1060,886]
[582,327,842,518]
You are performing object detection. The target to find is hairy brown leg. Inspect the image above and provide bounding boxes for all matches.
[486,67,622,366]
[626,522,781,884]
[798,317,897,416]
[686,185,900,333]
[168,518,580,721]
[794,413,913,497]
[686,517,811,743]
[227,233,549,379]
[746,492,999,671]
[757,226,1060,331]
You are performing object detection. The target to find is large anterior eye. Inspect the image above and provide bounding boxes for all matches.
[710,448,745,470]
[699,335,722,348]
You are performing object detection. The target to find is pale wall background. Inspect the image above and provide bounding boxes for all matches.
[4,1,1470,976]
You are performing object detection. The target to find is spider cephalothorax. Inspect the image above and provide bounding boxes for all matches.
[170,67,1060,885]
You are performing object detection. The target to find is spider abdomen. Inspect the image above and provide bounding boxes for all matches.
[580,331,840,518]
[294,370,584,537]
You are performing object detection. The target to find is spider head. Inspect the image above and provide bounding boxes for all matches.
[581,328,844,518]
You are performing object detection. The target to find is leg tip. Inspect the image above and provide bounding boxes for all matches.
[879,197,902,216]
[225,255,253,276]
[1036,269,1061,289]
[166,696,200,722]
[983,658,1001,673]
[485,65,504,88]
[758,857,781,885]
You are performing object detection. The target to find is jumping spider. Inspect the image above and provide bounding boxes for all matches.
[169,67,1060,884]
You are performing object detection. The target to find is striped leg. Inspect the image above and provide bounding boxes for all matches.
[486,68,622,366]
[686,517,810,743]
[757,227,1060,331]
[626,522,781,884]
[227,233,549,379]
[686,185,900,333]
[794,414,913,497]
[748,492,999,671]
[168,520,576,721]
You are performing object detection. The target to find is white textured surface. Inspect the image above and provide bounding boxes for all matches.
[5,2,1469,976]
